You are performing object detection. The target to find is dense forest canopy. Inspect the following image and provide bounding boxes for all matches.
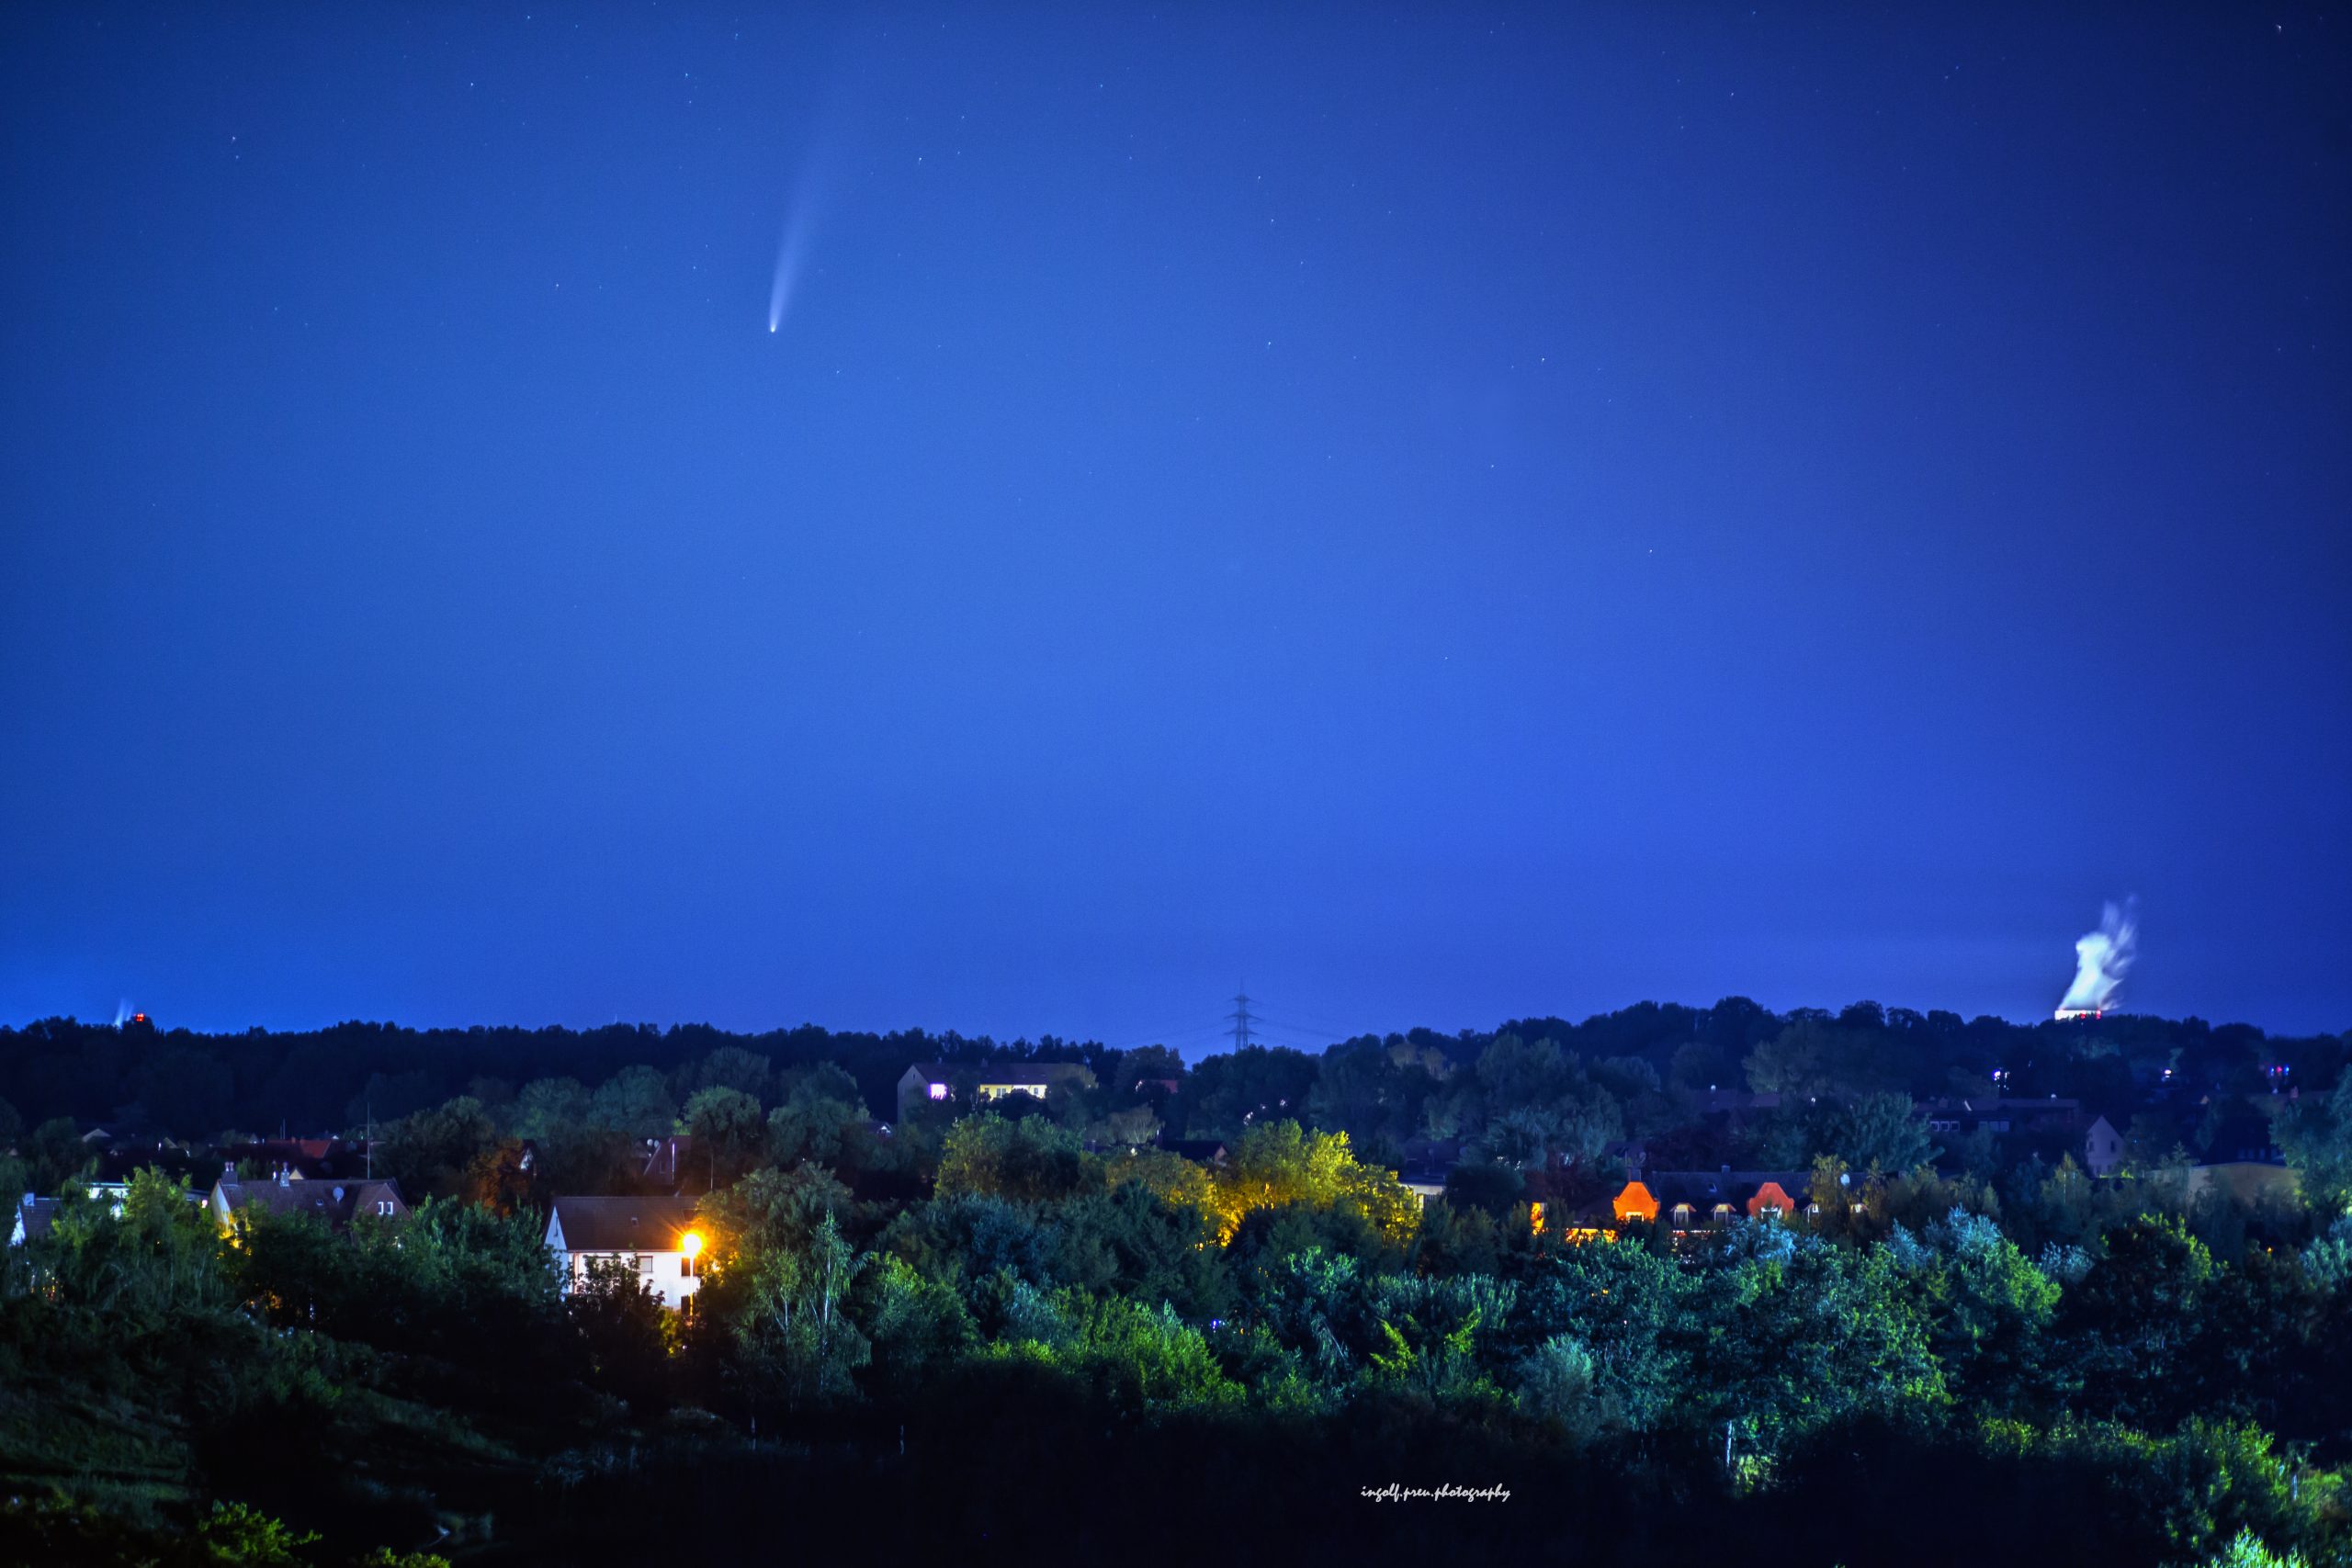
[3,998,2340,1146]
[6,999,2351,1567]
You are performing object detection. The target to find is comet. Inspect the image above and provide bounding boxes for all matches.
[765,148,831,336]
[766,208,810,334]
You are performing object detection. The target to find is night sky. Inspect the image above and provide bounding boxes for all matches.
[3,6,2346,1048]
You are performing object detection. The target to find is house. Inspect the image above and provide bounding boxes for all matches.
[1608,1170,1814,1233]
[895,1061,1097,1121]
[2083,1115,2124,1178]
[9,1195,60,1247]
[208,1169,410,1234]
[545,1195,704,1313]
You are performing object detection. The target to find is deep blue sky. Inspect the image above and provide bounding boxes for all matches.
[4,5,2346,1048]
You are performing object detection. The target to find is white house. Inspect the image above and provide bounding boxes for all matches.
[895,1061,1096,1121]
[545,1195,704,1314]
[2083,1115,2125,1178]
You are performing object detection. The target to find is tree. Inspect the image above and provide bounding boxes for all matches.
[766,1072,868,1169]
[1050,1180,1229,1317]
[1210,1121,1419,1247]
[377,1096,499,1201]
[935,1114,1094,1203]
[591,1065,676,1140]
[1241,1245,1374,1388]
[702,1162,853,1257]
[679,1086,765,1190]
[571,1255,675,1416]
[2204,1532,2311,1568]
[133,1046,232,1138]
[1098,1105,1161,1149]
[1745,1020,1836,1096]
[510,1077,594,1140]
[1100,1146,1218,1222]
[1832,1092,1938,1174]
[1444,1160,1526,1219]
[725,1211,870,1407]
[45,1168,231,1319]
[1179,1046,1317,1139]
[1516,1335,1602,1441]
[2278,1066,2352,1218]
[681,1045,775,1106]
[24,1116,93,1193]
[1888,1207,2062,1409]
[185,1501,321,1566]
[1690,1227,1948,1460]
[1475,1032,1573,1112]
[2062,1213,2218,1427]
[1521,1241,1695,1434]
[860,1252,976,1398]
[1307,1038,1411,1151]
[1364,1272,1517,1403]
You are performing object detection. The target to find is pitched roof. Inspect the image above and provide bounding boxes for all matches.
[547,1194,699,1253]
[216,1177,407,1229]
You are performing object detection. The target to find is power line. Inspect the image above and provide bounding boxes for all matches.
[1229,985,1255,1053]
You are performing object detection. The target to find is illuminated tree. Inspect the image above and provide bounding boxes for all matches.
[935,1113,1094,1203]
[1207,1121,1419,1247]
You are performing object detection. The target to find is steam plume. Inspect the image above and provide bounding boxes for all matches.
[2056,898,2137,1018]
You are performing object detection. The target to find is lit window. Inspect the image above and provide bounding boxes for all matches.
[928,1082,948,1100]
